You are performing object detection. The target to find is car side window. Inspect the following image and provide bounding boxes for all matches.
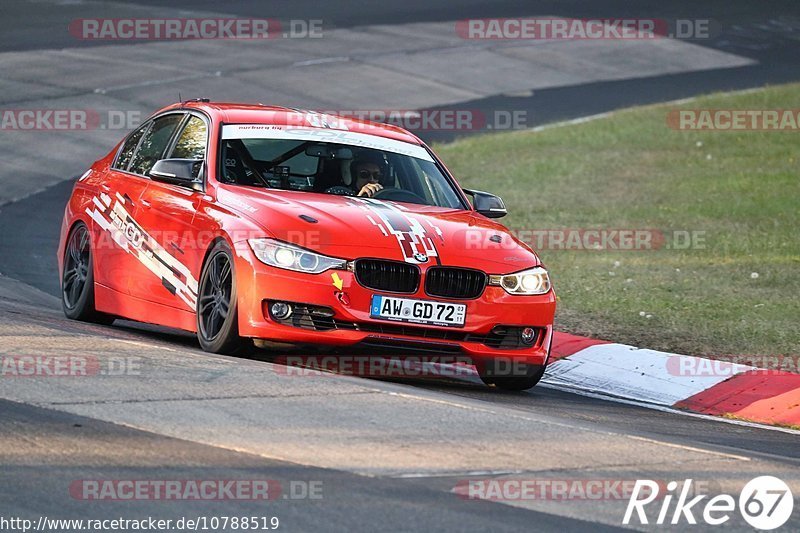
[129,114,184,176]
[171,115,208,161]
[114,122,149,171]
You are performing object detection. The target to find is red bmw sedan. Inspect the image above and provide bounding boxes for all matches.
[58,101,555,389]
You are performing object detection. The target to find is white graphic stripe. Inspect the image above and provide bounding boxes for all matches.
[85,194,199,309]
[352,198,440,264]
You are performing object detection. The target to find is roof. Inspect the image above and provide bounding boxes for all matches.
[157,101,424,145]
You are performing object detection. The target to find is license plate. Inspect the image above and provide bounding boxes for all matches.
[370,295,466,328]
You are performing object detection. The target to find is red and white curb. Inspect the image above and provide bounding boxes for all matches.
[545,332,800,428]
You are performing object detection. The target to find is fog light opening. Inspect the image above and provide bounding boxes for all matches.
[520,327,536,345]
[271,302,293,320]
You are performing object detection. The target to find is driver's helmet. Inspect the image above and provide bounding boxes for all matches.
[345,150,389,188]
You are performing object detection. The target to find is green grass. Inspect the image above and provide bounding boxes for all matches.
[435,84,800,358]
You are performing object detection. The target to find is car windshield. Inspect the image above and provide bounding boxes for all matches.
[219,125,465,209]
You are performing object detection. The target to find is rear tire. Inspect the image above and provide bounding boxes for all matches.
[196,240,253,355]
[61,222,115,325]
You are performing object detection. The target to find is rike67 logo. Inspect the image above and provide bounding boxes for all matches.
[624,476,794,530]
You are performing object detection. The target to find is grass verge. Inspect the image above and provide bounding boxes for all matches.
[435,84,800,358]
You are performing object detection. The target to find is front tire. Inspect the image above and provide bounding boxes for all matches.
[61,222,114,325]
[196,240,252,354]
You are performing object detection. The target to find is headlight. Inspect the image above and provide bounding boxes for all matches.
[248,238,346,274]
[489,266,551,295]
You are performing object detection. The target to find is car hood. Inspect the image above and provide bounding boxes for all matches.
[218,187,540,273]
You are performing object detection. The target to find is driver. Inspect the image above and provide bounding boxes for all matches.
[351,152,386,197]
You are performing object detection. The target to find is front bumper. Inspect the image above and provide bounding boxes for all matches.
[234,243,556,368]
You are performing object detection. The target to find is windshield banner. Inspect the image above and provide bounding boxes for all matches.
[221,124,434,162]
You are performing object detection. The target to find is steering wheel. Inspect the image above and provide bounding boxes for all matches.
[324,185,355,196]
[372,187,427,204]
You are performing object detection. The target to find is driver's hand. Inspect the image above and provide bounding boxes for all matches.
[357,183,383,197]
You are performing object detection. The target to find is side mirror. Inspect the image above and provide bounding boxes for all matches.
[149,159,204,191]
[463,189,507,218]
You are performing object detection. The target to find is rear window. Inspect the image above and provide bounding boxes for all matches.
[114,123,148,171]
[129,114,183,176]
[171,115,208,160]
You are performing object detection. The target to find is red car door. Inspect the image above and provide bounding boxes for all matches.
[85,121,151,297]
[92,112,187,304]
[131,113,208,313]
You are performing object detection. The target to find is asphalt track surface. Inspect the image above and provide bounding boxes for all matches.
[1,1,800,531]
[2,0,800,144]
[4,399,611,533]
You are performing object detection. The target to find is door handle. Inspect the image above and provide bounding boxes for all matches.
[140,199,151,209]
